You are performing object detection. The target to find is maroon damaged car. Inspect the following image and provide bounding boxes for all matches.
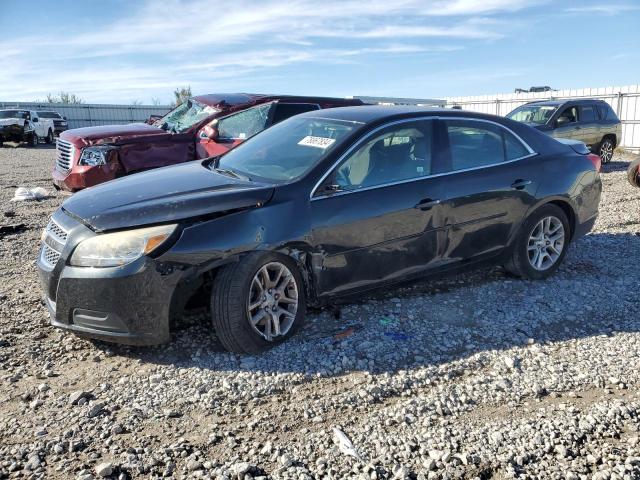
[53,94,363,191]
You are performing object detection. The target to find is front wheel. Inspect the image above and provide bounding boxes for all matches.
[505,204,570,280]
[28,132,39,147]
[211,252,306,354]
[599,137,615,164]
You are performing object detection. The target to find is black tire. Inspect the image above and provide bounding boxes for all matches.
[505,204,570,280]
[28,132,39,147]
[45,129,54,144]
[210,252,306,354]
[598,136,615,164]
[628,158,640,188]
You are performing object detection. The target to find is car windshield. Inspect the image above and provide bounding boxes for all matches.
[0,110,28,119]
[217,116,359,182]
[506,105,557,125]
[158,99,218,133]
[37,112,61,119]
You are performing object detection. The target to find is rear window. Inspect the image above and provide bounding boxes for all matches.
[581,105,596,122]
[441,120,530,173]
[604,103,618,121]
[37,112,62,119]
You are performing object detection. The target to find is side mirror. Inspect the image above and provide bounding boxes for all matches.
[63,116,67,120]
[201,124,219,141]
[33,117,39,122]
[318,183,343,196]
[556,117,569,127]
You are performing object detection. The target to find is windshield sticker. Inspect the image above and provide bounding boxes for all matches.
[298,136,336,149]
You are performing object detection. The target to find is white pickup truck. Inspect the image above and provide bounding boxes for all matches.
[0,109,55,147]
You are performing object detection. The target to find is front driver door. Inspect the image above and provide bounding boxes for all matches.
[309,119,445,297]
[196,102,276,158]
[552,106,580,141]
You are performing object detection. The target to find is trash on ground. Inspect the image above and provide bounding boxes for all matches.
[332,427,363,461]
[0,224,27,237]
[379,316,394,326]
[11,187,48,201]
[333,328,355,340]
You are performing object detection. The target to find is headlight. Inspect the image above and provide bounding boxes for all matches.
[79,146,116,166]
[69,224,177,267]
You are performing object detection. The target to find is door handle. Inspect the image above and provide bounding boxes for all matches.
[510,179,532,190]
[415,198,441,210]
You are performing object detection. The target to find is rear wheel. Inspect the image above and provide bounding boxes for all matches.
[628,158,640,188]
[598,136,615,164]
[505,204,570,280]
[45,129,54,144]
[210,252,306,354]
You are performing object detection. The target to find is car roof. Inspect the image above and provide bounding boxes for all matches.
[193,93,363,109]
[298,105,503,124]
[524,98,606,107]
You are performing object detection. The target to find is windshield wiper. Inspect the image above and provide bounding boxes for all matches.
[211,167,250,181]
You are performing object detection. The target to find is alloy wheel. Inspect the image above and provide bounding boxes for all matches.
[527,216,565,271]
[247,262,299,341]
[600,139,614,163]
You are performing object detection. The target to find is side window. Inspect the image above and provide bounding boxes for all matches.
[441,120,529,173]
[333,121,432,191]
[217,103,273,140]
[581,105,596,123]
[605,104,619,121]
[557,106,578,124]
[272,103,319,124]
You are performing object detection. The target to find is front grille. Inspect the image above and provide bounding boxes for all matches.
[41,244,61,268]
[40,219,69,269]
[56,139,75,173]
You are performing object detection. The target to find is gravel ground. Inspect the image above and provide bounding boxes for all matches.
[1,144,640,480]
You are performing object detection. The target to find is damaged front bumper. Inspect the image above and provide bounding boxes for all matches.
[36,210,188,345]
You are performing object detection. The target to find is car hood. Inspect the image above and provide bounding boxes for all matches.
[60,123,173,147]
[62,160,275,231]
[0,118,23,127]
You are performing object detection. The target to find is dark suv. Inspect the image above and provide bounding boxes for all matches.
[506,99,622,163]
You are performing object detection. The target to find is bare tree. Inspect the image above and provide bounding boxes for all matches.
[131,99,142,106]
[173,86,192,106]
[46,92,85,104]
[151,97,161,106]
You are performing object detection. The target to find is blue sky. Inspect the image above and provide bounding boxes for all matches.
[0,0,638,104]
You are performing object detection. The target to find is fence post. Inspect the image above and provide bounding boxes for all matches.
[87,105,92,127]
[616,91,623,117]
[495,99,500,115]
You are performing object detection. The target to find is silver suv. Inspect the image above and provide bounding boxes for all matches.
[507,99,622,163]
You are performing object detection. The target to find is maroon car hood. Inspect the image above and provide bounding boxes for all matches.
[60,123,172,147]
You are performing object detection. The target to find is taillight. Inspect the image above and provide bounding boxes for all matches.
[587,153,601,172]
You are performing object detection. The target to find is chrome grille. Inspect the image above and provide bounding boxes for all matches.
[41,244,61,268]
[56,139,75,173]
[40,219,69,269]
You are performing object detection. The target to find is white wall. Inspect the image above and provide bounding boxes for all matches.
[446,85,640,151]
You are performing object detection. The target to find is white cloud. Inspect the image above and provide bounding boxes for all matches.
[564,4,640,15]
[0,0,544,102]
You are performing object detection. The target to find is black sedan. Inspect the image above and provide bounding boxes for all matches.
[37,106,602,354]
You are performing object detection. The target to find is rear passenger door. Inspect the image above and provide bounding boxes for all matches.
[435,118,540,263]
[578,104,599,147]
